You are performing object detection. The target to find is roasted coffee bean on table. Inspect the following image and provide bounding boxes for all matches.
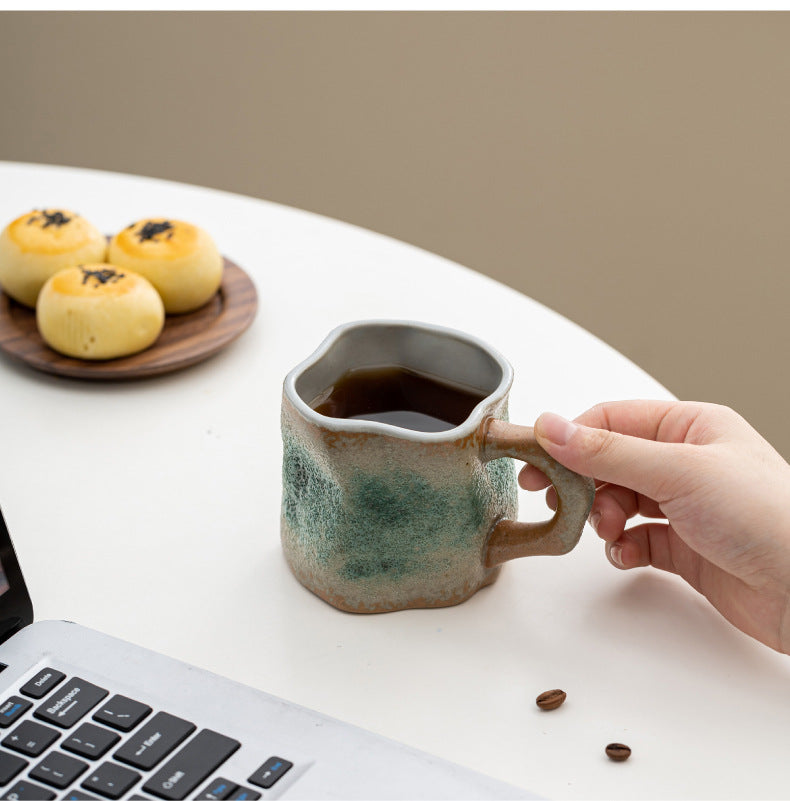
[605,743,632,761]
[535,689,566,710]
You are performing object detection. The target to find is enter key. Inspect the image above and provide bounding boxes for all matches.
[113,712,196,770]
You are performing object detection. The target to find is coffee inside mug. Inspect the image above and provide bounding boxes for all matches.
[309,366,489,432]
[295,325,505,433]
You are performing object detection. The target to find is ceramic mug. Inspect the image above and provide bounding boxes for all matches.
[280,320,595,613]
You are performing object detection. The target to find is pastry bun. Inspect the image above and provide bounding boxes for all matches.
[0,209,107,308]
[36,264,165,360]
[108,218,223,314]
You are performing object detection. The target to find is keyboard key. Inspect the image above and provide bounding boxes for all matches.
[63,792,98,800]
[195,777,238,799]
[0,750,27,785]
[19,668,66,699]
[2,720,60,756]
[30,750,89,789]
[93,695,151,732]
[229,787,261,800]
[141,729,240,800]
[113,712,195,770]
[0,779,56,799]
[62,723,121,760]
[248,756,293,789]
[81,761,141,800]
[0,697,32,728]
[34,679,108,729]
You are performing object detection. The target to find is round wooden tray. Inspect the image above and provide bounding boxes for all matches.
[0,257,257,380]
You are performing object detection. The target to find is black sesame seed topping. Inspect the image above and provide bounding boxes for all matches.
[80,266,125,287]
[28,210,72,228]
[136,220,174,242]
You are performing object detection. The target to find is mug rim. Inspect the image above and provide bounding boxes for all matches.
[283,319,514,442]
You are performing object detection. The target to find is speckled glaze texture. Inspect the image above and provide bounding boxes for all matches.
[281,392,516,613]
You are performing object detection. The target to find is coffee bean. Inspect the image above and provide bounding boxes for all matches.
[605,743,631,761]
[535,689,566,710]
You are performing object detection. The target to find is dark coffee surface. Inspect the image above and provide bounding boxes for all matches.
[310,366,486,432]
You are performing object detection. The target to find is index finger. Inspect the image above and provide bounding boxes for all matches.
[519,399,689,492]
[573,399,695,444]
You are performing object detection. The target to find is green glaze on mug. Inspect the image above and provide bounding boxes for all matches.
[281,320,594,613]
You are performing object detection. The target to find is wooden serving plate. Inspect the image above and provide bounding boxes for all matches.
[0,257,257,380]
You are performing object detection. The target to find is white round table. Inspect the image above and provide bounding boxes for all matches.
[0,162,786,800]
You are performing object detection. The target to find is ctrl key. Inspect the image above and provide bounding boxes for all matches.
[248,757,293,789]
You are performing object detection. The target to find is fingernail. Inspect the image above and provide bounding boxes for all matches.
[589,511,601,532]
[537,412,578,447]
[609,543,624,569]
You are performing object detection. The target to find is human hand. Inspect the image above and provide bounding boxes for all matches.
[519,400,790,654]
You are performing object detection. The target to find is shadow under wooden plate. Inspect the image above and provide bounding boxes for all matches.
[0,258,258,380]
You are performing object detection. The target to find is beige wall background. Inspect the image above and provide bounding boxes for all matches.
[1,11,788,458]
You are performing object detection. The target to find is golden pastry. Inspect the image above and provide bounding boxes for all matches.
[0,209,107,308]
[108,218,222,313]
[36,264,165,360]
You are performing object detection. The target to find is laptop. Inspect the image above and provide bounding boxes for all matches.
[0,507,533,800]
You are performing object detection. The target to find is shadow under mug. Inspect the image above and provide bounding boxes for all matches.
[281,320,595,613]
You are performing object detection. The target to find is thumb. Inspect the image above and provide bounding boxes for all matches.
[534,411,686,501]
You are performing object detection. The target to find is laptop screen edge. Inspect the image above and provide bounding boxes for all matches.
[0,506,34,641]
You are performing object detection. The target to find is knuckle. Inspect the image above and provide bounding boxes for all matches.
[585,427,621,461]
[699,401,746,431]
[582,402,607,422]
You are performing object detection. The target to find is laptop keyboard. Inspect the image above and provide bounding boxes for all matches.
[0,668,293,800]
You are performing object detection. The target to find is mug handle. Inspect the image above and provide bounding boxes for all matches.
[481,418,596,567]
